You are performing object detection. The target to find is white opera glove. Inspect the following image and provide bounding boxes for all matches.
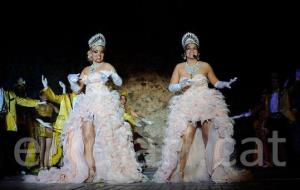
[100,70,113,77]
[100,70,123,86]
[168,84,181,93]
[67,73,81,94]
[168,78,192,93]
[41,75,48,88]
[111,72,122,86]
[214,77,237,89]
[242,110,252,117]
[70,83,80,94]
[67,73,80,83]
[59,81,66,94]
[231,110,252,119]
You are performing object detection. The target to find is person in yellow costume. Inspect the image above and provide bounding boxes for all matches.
[3,89,41,132]
[1,85,43,175]
[35,91,59,170]
[120,91,153,128]
[120,91,137,128]
[13,77,36,139]
[119,90,153,168]
[40,75,78,167]
[11,78,44,173]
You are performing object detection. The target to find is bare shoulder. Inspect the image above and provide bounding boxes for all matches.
[175,62,185,70]
[81,66,90,74]
[199,61,210,67]
[103,62,116,71]
[200,61,213,71]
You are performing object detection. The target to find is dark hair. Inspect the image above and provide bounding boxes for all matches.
[39,90,46,97]
[182,43,200,60]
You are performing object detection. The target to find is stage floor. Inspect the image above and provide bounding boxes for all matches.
[1,168,300,190]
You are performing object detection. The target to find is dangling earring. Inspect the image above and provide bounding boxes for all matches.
[196,54,200,60]
[182,53,187,60]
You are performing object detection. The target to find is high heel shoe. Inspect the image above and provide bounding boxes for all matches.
[84,169,96,183]
[179,170,184,182]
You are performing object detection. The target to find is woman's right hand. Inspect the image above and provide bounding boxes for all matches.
[67,73,80,83]
[179,78,192,88]
[68,73,82,94]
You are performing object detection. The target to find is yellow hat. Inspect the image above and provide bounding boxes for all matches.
[120,90,128,98]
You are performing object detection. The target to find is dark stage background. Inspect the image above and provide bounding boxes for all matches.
[1,1,299,114]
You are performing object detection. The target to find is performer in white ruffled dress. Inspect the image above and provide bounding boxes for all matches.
[25,33,146,184]
[153,32,250,183]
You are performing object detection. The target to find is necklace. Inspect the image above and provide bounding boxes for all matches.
[90,62,102,73]
[184,61,201,78]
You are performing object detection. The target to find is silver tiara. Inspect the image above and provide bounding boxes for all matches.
[88,33,106,48]
[181,32,199,48]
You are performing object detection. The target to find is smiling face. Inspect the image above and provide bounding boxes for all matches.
[185,43,199,60]
[90,45,105,63]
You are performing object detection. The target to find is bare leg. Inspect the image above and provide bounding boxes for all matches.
[201,121,210,148]
[39,137,45,169]
[82,121,96,183]
[179,123,196,178]
[167,123,196,181]
[44,137,52,169]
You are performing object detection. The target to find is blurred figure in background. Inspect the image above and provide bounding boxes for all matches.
[120,91,153,169]
[288,68,300,166]
[264,72,295,166]
[35,91,58,170]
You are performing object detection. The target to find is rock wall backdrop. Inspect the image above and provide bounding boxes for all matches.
[121,72,172,167]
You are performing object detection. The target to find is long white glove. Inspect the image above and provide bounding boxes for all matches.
[231,110,252,119]
[41,75,48,88]
[67,73,80,83]
[59,81,66,94]
[67,73,81,93]
[214,77,237,89]
[168,78,192,93]
[100,70,123,86]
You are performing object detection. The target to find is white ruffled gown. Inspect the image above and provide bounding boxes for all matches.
[153,74,249,183]
[25,71,146,184]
